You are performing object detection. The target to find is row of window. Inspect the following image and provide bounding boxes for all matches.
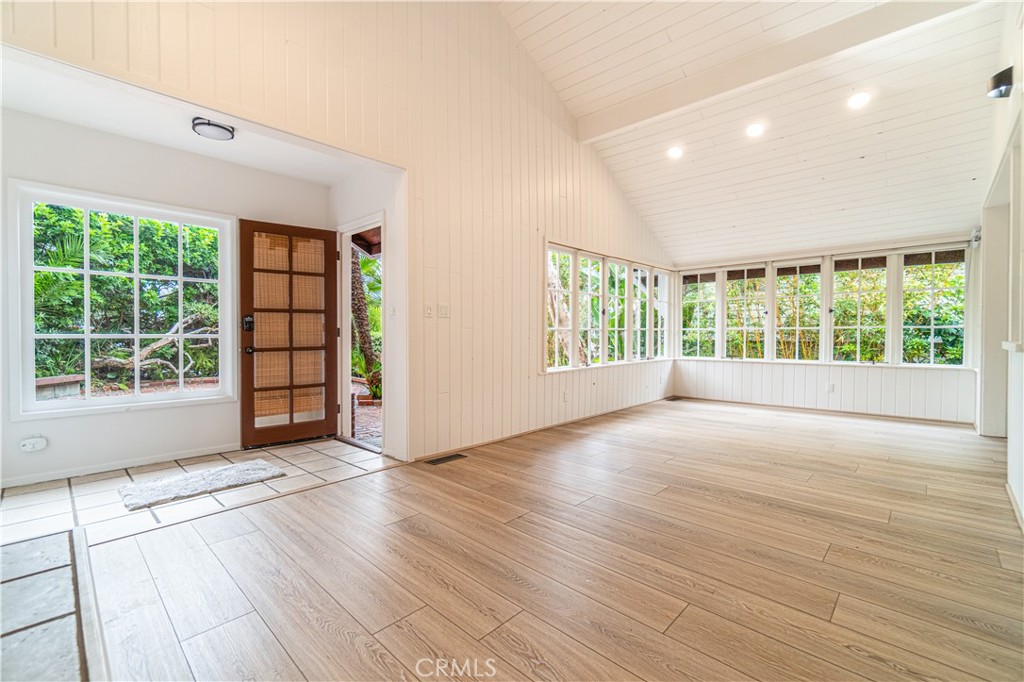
[545,246,966,370]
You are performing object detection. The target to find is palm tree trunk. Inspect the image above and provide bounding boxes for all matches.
[351,249,380,396]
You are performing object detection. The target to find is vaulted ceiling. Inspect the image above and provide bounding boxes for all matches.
[501,2,1007,267]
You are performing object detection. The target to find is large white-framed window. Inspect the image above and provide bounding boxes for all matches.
[775,263,821,361]
[13,180,233,415]
[681,272,717,358]
[631,266,650,360]
[901,249,966,365]
[544,247,574,370]
[651,271,669,358]
[606,260,628,363]
[543,244,670,371]
[831,256,887,362]
[577,254,603,366]
[725,267,767,359]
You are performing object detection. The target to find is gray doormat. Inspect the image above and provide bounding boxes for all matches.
[118,460,285,510]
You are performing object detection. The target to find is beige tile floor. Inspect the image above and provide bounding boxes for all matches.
[0,440,402,546]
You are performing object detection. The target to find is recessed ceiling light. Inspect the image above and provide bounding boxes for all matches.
[847,92,871,109]
[667,146,683,159]
[746,122,766,138]
[191,117,235,141]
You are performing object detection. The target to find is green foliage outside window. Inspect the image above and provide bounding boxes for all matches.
[725,268,766,359]
[776,265,821,361]
[32,201,220,400]
[681,273,716,357]
[902,250,965,365]
[832,257,886,362]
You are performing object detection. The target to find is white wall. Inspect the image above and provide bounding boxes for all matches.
[977,205,1010,437]
[1,110,331,485]
[329,169,412,461]
[674,359,977,424]
[1,2,674,463]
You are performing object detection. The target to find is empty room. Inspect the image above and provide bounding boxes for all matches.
[1,2,1022,681]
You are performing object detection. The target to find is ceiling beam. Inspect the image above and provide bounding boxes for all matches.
[577,1,976,144]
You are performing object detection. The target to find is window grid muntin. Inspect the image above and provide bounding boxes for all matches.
[832,256,887,363]
[545,248,573,369]
[725,268,767,360]
[681,272,717,358]
[651,271,668,358]
[29,197,222,405]
[606,261,628,363]
[775,264,821,361]
[901,249,965,365]
[631,266,650,360]
[578,255,603,366]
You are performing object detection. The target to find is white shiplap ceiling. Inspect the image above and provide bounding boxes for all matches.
[501,2,1006,268]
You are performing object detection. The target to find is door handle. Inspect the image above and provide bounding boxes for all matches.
[244,346,255,355]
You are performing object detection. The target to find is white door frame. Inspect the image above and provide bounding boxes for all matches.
[337,211,385,445]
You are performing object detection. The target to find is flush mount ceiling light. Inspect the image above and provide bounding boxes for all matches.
[988,66,1013,98]
[667,146,684,159]
[191,117,235,141]
[746,122,766,138]
[847,91,872,109]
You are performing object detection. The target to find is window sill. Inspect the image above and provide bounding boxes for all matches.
[675,357,972,370]
[12,392,236,422]
[542,357,675,375]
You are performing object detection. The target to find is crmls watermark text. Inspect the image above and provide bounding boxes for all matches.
[415,658,497,678]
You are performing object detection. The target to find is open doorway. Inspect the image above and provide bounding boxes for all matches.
[341,224,384,452]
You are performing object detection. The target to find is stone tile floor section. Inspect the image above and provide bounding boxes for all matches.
[1,440,401,547]
[0,532,83,681]
[354,403,383,449]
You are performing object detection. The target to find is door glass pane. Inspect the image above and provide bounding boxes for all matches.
[254,312,290,348]
[254,389,290,426]
[293,313,325,347]
[293,386,325,423]
[292,237,325,273]
[293,350,325,385]
[293,275,324,309]
[254,272,289,309]
[254,351,289,388]
[254,232,289,270]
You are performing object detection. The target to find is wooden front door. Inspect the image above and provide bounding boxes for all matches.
[239,220,338,448]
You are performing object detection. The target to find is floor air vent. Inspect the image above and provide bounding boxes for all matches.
[425,453,467,465]
[665,396,683,401]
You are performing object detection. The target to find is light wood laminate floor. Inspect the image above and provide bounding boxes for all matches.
[87,400,1023,681]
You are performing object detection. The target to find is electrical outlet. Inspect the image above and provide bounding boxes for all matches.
[20,437,47,453]
[439,304,450,318]
[825,383,835,393]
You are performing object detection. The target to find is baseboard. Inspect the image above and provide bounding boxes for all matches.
[1007,484,1024,535]
[1,442,241,489]
[408,392,675,464]
[674,395,978,428]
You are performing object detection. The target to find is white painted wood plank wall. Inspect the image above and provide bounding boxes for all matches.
[2,1,673,459]
[673,359,977,424]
